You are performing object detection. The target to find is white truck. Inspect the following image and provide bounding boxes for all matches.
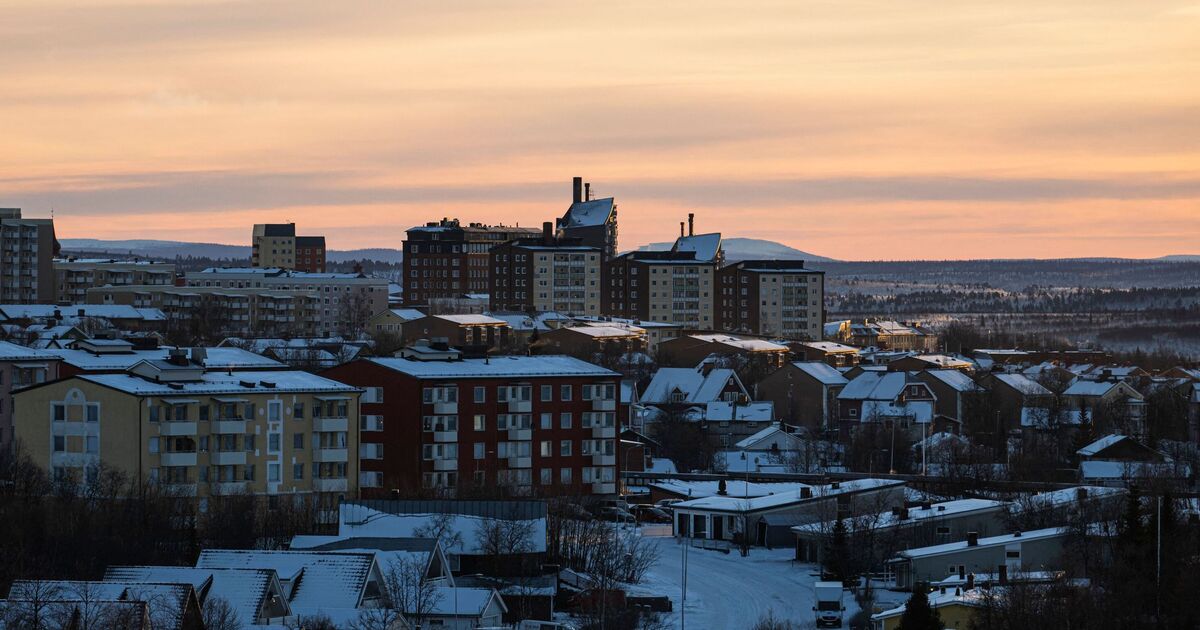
[813,581,846,628]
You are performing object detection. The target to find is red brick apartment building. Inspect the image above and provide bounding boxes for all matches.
[402,218,540,305]
[323,354,623,498]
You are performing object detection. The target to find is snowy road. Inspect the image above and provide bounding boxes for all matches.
[633,530,862,629]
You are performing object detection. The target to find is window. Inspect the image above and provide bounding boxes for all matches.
[199,405,209,422]
[294,433,304,449]
[366,387,385,403]
[560,468,572,484]
[294,402,305,419]
[560,413,572,429]
[86,435,98,454]
[473,414,486,431]
[540,440,553,457]
[293,463,304,480]
[268,401,282,422]
[148,406,159,422]
[936,526,950,535]
[540,468,552,485]
[268,463,281,483]
[474,443,486,459]
[243,464,255,481]
[474,386,486,403]
[540,385,553,402]
[199,436,209,452]
[53,435,66,452]
[243,403,255,420]
[560,440,572,456]
[147,437,159,453]
[560,384,572,401]
[1006,551,1021,558]
[52,403,66,422]
[848,408,858,417]
[268,433,281,453]
[245,435,256,451]
[540,413,552,430]
[86,404,99,423]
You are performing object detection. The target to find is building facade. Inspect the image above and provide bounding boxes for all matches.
[402,219,540,305]
[489,226,603,315]
[556,177,618,260]
[251,223,327,273]
[0,208,57,304]
[322,355,622,497]
[54,258,175,304]
[716,260,824,340]
[0,340,61,451]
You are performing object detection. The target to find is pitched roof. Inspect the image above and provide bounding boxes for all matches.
[195,549,375,610]
[559,198,615,228]
[641,366,742,404]
[1076,434,1128,457]
[922,369,983,393]
[671,233,722,262]
[791,361,850,386]
[686,333,788,352]
[838,371,914,401]
[993,373,1052,396]
[702,400,774,421]
[430,314,507,326]
[104,566,279,627]
[897,527,1069,559]
[0,339,61,361]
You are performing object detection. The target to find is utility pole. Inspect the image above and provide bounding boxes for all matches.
[681,536,688,630]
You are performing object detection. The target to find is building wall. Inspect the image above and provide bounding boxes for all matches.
[322,360,622,497]
[13,378,360,507]
[900,534,1068,590]
[403,221,540,305]
[54,260,175,303]
[0,358,60,451]
[0,211,57,304]
[758,365,840,431]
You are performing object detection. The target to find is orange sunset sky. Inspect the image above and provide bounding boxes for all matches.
[1,0,1198,260]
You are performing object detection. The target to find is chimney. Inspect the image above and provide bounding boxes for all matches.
[966,573,975,590]
[680,222,685,238]
[688,213,694,236]
[966,531,979,547]
[958,566,966,580]
[543,221,554,244]
[572,177,583,204]
[584,182,591,201]
[998,565,1008,585]
[190,347,207,365]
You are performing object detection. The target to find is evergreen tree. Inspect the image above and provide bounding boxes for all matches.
[824,517,849,583]
[896,586,942,630]
[1118,485,1144,546]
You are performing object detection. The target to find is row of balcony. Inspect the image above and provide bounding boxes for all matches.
[157,447,348,467]
[162,477,348,496]
[157,417,348,436]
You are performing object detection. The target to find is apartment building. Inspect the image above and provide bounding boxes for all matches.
[489,223,603,315]
[0,340,61,451]
[556,177,618,260]
[53,258,175,304]
[715,260,824,340]
[88,284,323,337]
[398,313,512,351]
[13,352,360,510]
[251,223,327,273]
[601,223,722,329]
[322,352,623,497]
[0,208,57,304]
[402,218,540,305]
[185,268,387,332]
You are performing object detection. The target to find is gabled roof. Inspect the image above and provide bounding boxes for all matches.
[838,371,922,401]
[8,580,194,630]
[685,333,788,353]
[0,339,62,361]
[791,361,850,386]
[559,197,615,228]
[1076,434,1128,457]
[1063,379,1140,398]
[428,313,507,326]
[734,425,804,450]
[641,366,744,404]
[897,527,1069,559]
[428,586,506,616]
[797,341,859,354]
[993,373,1052,396]
[194,550,376,610]
[104,566,282,627]
[922,369,983,393]
[701,400,774,422]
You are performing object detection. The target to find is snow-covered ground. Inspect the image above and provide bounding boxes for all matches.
[631,528,864,629]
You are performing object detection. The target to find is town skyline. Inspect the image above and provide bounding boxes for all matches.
[2,1,1198,260]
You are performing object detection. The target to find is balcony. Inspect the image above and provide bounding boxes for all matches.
[433,459,458,471]
[591,399,617,412]
[211,451,246,466]
[591,426,616,439]
[592,453,616,466]
[507,400,532,413]
[211,481,248,495]
[314,478,349,492]
[162,483,197,497]
[507,456,532,469]
[160,452,197,467]
[507,428,532,441]
[159,422,197,436]
[591,482,617,495]
[314,448,349,463]
[212,420,246,434]
[314,417,348,432]
[432,431,457,443]
[433,401,458,414]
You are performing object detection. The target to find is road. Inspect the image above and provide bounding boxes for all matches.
[634,529,863,629]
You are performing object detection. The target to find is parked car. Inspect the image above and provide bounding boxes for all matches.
[596,507,636,523]
[629,504,672,523]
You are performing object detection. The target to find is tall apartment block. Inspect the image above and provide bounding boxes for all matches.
[251,223,327,273]
[402,219,539,306]
[323,352,622,497]
[54,258,175,304]
[489,222,603,315]
[601,220,723,329]
[13,354,360,517]
[716,260,825,340]
[556,177,618,260]
[0,208,58,304]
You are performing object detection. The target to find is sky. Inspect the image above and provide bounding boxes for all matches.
[1,0,1198,260]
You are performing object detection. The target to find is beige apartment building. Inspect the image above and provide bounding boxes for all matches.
[0,208,57,304]
[54,258,175,304]
[185,268,387,333]
[87,285,322,338]
[716,260,825,340]
[601,228,722,329]
[251,223,327,273]
[489,225,603,315]
[13,353,360,512]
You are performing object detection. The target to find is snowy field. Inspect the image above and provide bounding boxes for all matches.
[631,528,864,629]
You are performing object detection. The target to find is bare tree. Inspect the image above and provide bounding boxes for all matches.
[1,580,64,630]
[202,596,244,630]
[379,554,442,630]
[413,513,465,557]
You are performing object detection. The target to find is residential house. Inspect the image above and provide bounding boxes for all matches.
[848,321,937,352]
[2,580,203,630]
[402,218,540,305]
[537,325,647,361]
[0,340,61,451]
[1075,434,1187,486]
[757,361,848,432]
[400,314,513,352]
[104,566,292,627]
[1061,378,1146,434]
[871,588,983,630]
[489,225,603,315]
[889,354,975,373]
[685,400,776,449]
[918,369,986,427]
[980,373,1053,434]
[714,259,825,340]
[791,341,860,367]
[888,528,1071,591]
[655,333,789,371]
[369,307,427,336]
[837,371,938,434]
[639,364,748,418]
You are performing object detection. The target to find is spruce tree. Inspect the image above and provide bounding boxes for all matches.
[824,517,849,583]
[896,585,942,630]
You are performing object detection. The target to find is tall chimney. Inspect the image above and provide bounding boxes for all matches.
[542,221,553,244]
[688,213,695,236]
[572,177,583,204]
[680,222,685,238]
[584,182,591,201]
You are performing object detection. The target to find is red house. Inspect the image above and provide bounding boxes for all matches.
[323,354,623,498]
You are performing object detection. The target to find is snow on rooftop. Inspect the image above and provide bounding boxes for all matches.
[838,371,912,401]
[196,549,374,609]
[386,308,426,321]
[80,370,358,396]
[560,198,615,228]
[671,232,722,262]
[367,355,616,379]
[0,339,61,360]
[993,373,1052,396]
[316,505,548,554]
[559,325,641,338]
[899,527,1070,559]
[649,479,812,500]
[427,586,500,616]
[432,313,507,325]
[702,400,774,421]
[793,498,1007,535]
[1076,434,1127,457]
[791,361,850,386]
[641,366,741,404]
[923,369,982,392]
[105,566,278,626]
[688,333,787,352]
[799,341,858,353]
[674,478,903,513]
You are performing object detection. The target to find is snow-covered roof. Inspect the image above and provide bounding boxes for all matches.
[838,371,912,401]
[104,566,282,626]
[798,341,859,353]
[0,339,61,361]
[195,550,375,610]
[1018,486,1126,510]
[671,233,722,262]
[556,325,641,338]
[649,479,811,500]
[905,354,974,368]
[1081,460,1189,480]
[1076,434,1127,457]
[674,478,903,513]
[79,370,359,396]
[1063,379,1124,397]
[791,361,850,386]
[559,198,615,228]
[993,373,1052,396]
[384,308,426,321]
[702,400,774,422]
[298,505,549,555]
[50,347,285,371]
[427,586,505,616]
[734,425,803,450]
[686,333,788,353]
[430,314,507,326]
[872,588,986,620]
[898,527,1069,559]
[641,366,742,404]
[367,355,617,379]
[923,369,983,392]
[793,498,1008,535]
[0,304,166,322]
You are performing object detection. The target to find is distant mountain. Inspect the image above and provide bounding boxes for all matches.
[636,237,836,262]
[59,238,404,263]
[1154,255,1200,262]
